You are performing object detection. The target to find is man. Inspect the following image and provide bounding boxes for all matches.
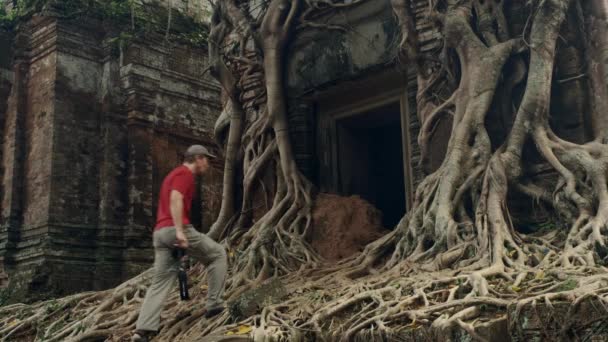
[132,145,228,342]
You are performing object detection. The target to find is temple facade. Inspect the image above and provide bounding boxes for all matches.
[0,1,222,299]
[1,0,605,301]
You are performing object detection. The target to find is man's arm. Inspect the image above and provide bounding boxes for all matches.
[170,190,189,248]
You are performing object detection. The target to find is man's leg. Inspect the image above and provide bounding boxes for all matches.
[135,230,179,332]
[185,227,227,310]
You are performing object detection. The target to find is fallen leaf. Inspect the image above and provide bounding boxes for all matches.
[226,325,253,335]
[511,285,522,292]
[535,270,545,280]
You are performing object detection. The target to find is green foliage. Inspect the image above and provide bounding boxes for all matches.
[1,0,209,47]
[100,0,139,19]
[44,299,60,314]
[534,220,556,231]
[69,0,208,47]
[1,0,47,30]
[0,6,13,30]
[54,0,145,26]
[557,278,578,292]
[175,29,209,47]
[106,31,135,49]
[0,3,18,30]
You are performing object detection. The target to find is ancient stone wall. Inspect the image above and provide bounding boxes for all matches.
[2,0,212,20]
[0,18,58,296]
[0,14,221,298]
[285,0,604,195]
[285,0,435,193]
[0,29,13,289]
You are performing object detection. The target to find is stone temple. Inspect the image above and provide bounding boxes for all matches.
[0,0,603,304]
[0,0,223,298]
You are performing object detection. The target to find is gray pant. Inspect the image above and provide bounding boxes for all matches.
[136,226,227,332]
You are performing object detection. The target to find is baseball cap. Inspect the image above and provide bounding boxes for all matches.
[185,145,217,159]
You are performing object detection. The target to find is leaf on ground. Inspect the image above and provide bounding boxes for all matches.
[558,278,578,292]
[8,319,19,327]
[535,270,545,280]
[511,285,522,292]
[226,325,253,335]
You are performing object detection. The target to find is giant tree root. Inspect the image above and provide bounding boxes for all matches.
[2,255,608,341]
[3,0,608,341]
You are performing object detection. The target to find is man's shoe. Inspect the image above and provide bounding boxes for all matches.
[205,306,225,318]
[132,330,154,342]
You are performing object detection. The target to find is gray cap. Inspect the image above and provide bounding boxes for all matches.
[185,145,217,159]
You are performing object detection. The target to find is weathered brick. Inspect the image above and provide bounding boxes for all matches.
[0,14,222,299]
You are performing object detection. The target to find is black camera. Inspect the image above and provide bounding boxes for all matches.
[174,249,190,301]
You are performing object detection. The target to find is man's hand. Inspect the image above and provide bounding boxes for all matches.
[175,229,189,249]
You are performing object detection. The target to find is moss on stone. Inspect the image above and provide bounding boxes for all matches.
[1,0,209,47]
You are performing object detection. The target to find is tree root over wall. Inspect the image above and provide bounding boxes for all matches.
[2,0,608,341]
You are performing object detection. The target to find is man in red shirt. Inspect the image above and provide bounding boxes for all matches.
[133,145,227,342]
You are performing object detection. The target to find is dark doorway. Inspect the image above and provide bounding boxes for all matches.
[336,102,406,228]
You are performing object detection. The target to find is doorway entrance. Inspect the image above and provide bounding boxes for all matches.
[335,102,406,228]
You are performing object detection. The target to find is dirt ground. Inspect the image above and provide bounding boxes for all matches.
[311,193,390,261]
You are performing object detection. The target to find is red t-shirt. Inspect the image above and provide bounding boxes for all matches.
[155,165,195,230]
